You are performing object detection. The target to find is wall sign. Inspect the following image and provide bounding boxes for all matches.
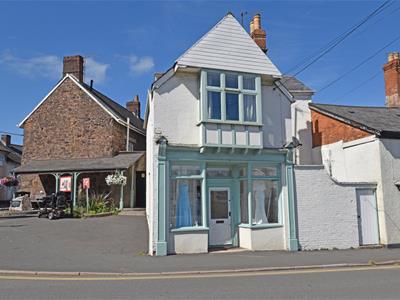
[82,177,90,189]
[60,176,72,192]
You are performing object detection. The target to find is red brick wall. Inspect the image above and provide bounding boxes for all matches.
[311,109,371,148]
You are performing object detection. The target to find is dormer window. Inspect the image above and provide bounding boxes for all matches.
[200,70,262,124]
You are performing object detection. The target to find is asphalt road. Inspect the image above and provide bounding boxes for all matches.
[1,265,400,299]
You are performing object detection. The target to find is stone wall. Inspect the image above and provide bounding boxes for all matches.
[20,77,145,197]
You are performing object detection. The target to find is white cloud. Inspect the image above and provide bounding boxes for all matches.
[129,55,154,75]
[0,52,110,84]
[84,57,109,84]
[0,51,62,79]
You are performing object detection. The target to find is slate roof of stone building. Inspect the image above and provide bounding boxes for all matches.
[80,82,144,130]
[310,103,400,138]
[176,13,281,76]
[0,141,22,164]
[13,152,144,174]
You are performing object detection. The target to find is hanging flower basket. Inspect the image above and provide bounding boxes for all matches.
[105,171,127,186]
[0,176,19,187]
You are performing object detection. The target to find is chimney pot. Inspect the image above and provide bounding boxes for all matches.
[250,20,254,35]
[126,95,141,117]
[253,13,261,30]
[63,55,84,82]
[384,52,400,107]
[250,13,267,53]
[1,134,11,146]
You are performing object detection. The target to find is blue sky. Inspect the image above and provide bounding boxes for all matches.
[1,1,399,144]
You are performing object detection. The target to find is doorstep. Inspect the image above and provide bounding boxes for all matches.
[118,208,146,217]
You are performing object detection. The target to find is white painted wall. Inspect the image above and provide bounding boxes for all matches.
[291,100,313,165]
[261,84,292,148]
[152,71,200,146]
[311,137,390,244]
[295,165,363,250]
[151,70,293,149]
[378,139,400,245]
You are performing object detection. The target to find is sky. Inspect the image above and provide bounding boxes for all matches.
[1,0,399,145]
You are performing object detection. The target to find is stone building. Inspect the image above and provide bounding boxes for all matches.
[0,134,22,203]
[14,55,146,209]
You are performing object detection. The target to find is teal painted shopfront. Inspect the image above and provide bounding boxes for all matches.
[155,141,298,255]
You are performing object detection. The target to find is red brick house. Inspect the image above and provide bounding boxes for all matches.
[305,52,400,248]
[14,55,146,209]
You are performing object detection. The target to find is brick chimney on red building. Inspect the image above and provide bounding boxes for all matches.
[63,55,84,82]
[126,95,141,116]
[250,13,267,53]
[384,52,400,107]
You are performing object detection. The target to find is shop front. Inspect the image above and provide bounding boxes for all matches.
[155,143,298,255]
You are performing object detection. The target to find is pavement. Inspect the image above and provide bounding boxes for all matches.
[0,214,400,275]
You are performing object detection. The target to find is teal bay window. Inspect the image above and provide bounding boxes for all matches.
[169,164,204,229]
[240,164,281,226]
[201,70,262,124]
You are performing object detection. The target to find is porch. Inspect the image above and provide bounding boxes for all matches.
[13,152,146,210]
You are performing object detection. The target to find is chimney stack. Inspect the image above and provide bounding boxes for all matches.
[63,55,84,82]
[126,95,141,117]
[1,134,11,146]
[384,52,400,107]
[250,13,267,53]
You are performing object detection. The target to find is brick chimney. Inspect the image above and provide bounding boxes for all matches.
[250,13,267,53]
[1,134,11,146]
[384,52,400,107]
[63,55,84,82]
[126,95,141,116]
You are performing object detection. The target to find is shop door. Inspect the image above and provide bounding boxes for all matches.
[209,187,231,246]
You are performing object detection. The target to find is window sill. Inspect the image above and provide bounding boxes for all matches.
[238,223,283,229]
[197,120,263,127]
[171,226,209,233]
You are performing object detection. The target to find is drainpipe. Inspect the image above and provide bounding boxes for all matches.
[126,117,130,151]
[285,148,299,251]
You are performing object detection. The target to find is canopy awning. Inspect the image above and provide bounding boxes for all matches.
[13,152,144,175]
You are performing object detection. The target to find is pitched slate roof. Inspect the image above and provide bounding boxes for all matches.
[80,82,144,130]
[280,76,313,93]
[309,103,400,138]
[176,13,281,77]
[0,142,22,164]
[13,152,144,174]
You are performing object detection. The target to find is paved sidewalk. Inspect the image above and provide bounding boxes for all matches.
[0,214,399,274]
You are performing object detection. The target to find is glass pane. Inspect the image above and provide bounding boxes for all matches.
[207,72,220,87]
[240,181,248,223]
[207,91,221,119]
[170,179,202,228]
[171,165,201,176]
[211,190,228,219]
[206,167,232,177]
[243,75,256,90]
[239,167,247,177]
[252,166,277,177]
[244,94,256,122]
[226,93,239,121]
[252,180,279,224]
[226,74,238,89]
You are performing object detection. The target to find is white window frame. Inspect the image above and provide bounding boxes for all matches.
[200,70,262,125]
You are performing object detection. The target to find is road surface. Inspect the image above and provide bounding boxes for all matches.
[0,264,399,299]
